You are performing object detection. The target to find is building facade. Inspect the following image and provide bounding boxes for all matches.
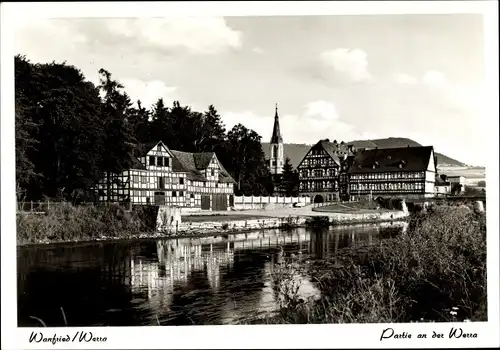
[435,174,451,197]
[447,176,466,194]
[297,139,356,203]
[347,146,437,200]
[94,141,235,210]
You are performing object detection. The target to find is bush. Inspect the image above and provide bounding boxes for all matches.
[262,207,487,324]
[377,197,402,210]
[17,202,146,245]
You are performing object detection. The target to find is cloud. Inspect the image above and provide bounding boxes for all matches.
[393,73,419,85]
[422,70,448,88]
[251,47,265,55]
[119,79,178,109]
[103,17,242,55]
[15,17,243,61]
[222,100,375,145]
[304,100,339,121]
[319,48,372,82]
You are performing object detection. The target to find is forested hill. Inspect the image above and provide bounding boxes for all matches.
[262,137,467,168]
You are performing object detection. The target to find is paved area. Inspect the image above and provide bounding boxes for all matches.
[182,205,381,218]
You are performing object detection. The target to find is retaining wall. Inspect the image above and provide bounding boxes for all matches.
[157,209,410,236]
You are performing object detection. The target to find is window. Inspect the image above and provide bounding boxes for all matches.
[190,194,195,199]
[157,157,163,167]
[158,177,165,189]
[179,191,184,197]
[172,191,177,197]
[157,144,162,152]
[149,156,155,166]
[146,197,150,204]
[164,157,170,167]
[211,169,215,176]
[179,178,184,185]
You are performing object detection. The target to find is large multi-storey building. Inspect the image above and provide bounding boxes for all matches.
[297,139,356,203]
[94,141,235,210]
[347,146,437,199]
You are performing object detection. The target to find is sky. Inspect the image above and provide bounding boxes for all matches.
[15,14,488,166]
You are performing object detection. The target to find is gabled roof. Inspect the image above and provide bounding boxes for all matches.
[347,146,434,174]
[170,150,236,183]
[137,140,170,157]
[298,139,357,168]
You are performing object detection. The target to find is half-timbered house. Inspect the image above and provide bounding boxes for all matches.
[297,139,356,203]
[94,141,235,210]
[347,146,437,199]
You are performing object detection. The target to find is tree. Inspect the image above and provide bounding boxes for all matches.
[281,157,299,196]
[15,103,38,200]
[128,100,151,144]
[196,105,226,152]
[15,55,104,200]
[225,124,272,196]
[463,186,483,197]
[98,68,137,203]
[450,183,462,196]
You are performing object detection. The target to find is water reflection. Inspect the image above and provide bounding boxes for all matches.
[17,222,407,326]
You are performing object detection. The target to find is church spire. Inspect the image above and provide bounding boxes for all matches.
[271,103,283,144]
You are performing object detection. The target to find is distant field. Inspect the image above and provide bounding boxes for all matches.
[438,166,486,182]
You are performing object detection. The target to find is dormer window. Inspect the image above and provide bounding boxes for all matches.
[399,160,407,169]
[157,157,163,167]
[149,156,155,166]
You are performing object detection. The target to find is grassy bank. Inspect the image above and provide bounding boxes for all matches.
[16,203,154,245]
[255,206,487,324]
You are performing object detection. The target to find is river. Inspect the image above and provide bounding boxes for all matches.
[17,221,407,327]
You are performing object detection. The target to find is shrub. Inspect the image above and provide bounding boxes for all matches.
[377,197,402,210]
[262,207,487,324]
[305,216,330,228]
[17,202,146,245]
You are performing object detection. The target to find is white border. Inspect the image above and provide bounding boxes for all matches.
[1,1,499,349]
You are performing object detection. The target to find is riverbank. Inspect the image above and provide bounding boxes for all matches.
[248,206,487,324]
[16,202,410,246]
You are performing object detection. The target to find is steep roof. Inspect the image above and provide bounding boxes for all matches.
[130,157,147,170]
[270,104,283,144]
[347,146,434,174]
[435,175,450,186]
[137,140,168,157]
[170,150,236,183]
[320,141,341,166]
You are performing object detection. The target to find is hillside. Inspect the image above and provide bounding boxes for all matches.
[261,137,467,168]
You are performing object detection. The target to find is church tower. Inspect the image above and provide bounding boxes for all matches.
[269,103,284,175]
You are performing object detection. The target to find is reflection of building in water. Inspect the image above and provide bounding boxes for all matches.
[129,230,313,299]
[130,241,235,297]
[309,222,407,260]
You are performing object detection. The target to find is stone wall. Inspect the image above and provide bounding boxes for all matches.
[166,209,410,236]
[156,206,182,233]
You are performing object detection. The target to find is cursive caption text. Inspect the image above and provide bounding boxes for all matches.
[380,327,478,341]
[29,331,107,345]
